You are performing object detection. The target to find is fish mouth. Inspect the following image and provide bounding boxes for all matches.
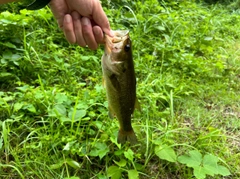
[105,30,129,55]
[111,30,129,43]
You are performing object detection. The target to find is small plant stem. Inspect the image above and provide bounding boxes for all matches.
[71,91,80,134]
[170,90,174,124]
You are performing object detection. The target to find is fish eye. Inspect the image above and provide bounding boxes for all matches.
[124,44,131,52]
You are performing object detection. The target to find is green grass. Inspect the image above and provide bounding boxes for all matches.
[0,0,240,178]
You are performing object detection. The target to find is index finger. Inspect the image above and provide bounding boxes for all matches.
[92,0,113,37]
[49,0,68,29]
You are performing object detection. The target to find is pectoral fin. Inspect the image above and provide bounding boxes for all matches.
[109,74,120,91]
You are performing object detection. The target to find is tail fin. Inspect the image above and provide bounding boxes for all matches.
[117,129,137,145]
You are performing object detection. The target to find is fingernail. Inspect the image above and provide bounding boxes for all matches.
[82,17,90,25]
[95,28,100,35]
[65,15,72,23]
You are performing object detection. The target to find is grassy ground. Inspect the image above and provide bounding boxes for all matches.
[0,0,240,178]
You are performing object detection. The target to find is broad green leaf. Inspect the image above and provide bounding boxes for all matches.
[114,159,127,167]
[0,19,12,24]
[3,96,14,102]
[107,166,122,179]
[96,174,108,179]
[124,149,134,162]
[80,55,98,62]
[155,145,177,162]
[98,147,109,159]
[25,104,36,113]
[95,142,108,150]
[66,158,81,169]
[63,143,71,151]
[128,170,139,179]
[155,26,166,31]
[55,93,71,105]
[178,150,202,167]
[193,166,206,179]
[54,104,66,116]
[68,109,86,121]
[64,177,80,179]
[203,154,230,176]
[0,137,3,150]
[2,51,12,59]
[59,117,71,123]
[0,72,13,77]
[76,102,88,109]
[93,121,103,129]
[0,42,16,48]
[13,102,24,112]
[135,162,144,171]
[110,136,121,148]
[202,154,219,176]
[63,141,76,151]
[34,92,44,99]
[89,142,109,159]
[114,149,124,156]
[1,11,12,17]
[11,54,21,61]
[107,166,119,176]
[204,36,213,41]
[16,85,30,92]
[50,161,64,169]
[217,165,231,176]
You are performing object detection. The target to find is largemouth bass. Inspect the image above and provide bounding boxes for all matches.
[102,30,140,145]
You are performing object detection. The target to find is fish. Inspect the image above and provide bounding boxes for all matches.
[25,0,51,10]
[101,30,140,145]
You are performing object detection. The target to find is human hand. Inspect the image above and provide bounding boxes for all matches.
[49,0,113,50]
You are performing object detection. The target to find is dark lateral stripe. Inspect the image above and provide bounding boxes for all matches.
[26,0,51,10]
